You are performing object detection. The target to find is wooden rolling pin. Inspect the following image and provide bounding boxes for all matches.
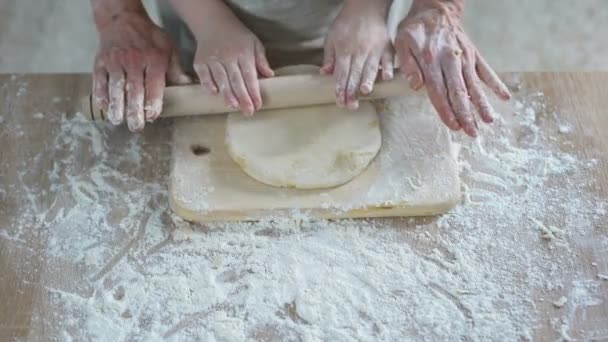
[82,73,409,121]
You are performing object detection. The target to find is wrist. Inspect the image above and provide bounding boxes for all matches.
[343,0,391,18]
[92,0,148,30]
[410,0,464,18]
[170,0,247,39]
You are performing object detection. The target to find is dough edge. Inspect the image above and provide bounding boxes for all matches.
[225,65,382,189]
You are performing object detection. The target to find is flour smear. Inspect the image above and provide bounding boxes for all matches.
[1,74,607,341]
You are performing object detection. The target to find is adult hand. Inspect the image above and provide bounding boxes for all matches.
[394,0,511,138]
[322,0,394,110]
[93,8,190,132]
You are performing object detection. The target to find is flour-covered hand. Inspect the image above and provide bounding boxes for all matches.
[322,0,394,111]
[171,0,273,116]
[93,1,190,132]
[192,30,273,116]
[395,0,511,137]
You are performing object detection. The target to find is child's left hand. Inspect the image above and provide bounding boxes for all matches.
[322,0,394,111]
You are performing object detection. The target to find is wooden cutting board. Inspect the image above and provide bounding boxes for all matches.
[169,95,460,222]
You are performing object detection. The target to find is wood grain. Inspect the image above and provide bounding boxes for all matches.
[0,73,607,340]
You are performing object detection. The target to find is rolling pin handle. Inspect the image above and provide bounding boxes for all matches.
[83,94,106,121]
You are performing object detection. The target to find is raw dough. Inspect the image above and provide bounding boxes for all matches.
[225,65,382,189]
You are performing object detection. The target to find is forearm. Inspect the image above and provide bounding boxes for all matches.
[345,0,392,13]
[91,0,147,29]
[410,0,464,17]
[344,0,393,17]
[169,0,245,36]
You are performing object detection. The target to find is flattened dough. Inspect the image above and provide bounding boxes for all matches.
[225,65,382,189]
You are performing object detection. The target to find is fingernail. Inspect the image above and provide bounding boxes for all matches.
[384,70,394,80]
[407,75,417,89]
[244,104,255,116]
[127,115,145,132]
[229,99,239,110]
[360,83,372,94]
[145,110,155,123]
[204,84,218,94]
[144,99,163,122]
[347,101,359,111]
[107,106,123,125]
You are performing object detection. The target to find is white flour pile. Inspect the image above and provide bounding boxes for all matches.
[2,75,607,341]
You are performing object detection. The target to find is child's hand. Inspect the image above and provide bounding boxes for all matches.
[192,24,273,116]
[171,0,274,116]
[394,0,511,138]
[322,0,393,111]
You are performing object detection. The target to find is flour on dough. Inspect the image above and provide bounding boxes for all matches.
[225,65,382,189]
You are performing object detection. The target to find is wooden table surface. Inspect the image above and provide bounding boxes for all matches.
[0,73,607,340]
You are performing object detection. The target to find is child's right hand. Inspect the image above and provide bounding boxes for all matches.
[192,25,274,116]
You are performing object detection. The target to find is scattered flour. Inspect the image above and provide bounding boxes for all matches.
[1,75,607,341]
[558,123,574,134]
[553,296,568,308]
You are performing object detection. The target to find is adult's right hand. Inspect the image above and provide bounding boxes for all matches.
[394,0,511,138]
[93,9,190,132]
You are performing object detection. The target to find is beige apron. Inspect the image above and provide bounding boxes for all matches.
[157,0,344,71]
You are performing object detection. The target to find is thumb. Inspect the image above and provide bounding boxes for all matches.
[254,41,274,78]
[166,49,192,85]
[320,40,335,75]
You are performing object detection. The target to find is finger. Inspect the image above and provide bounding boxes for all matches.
[167,49,192,85]
[93,59,109,112]
[321,43,336,75]
[208,61,239,111]
[359,55,380,95]
[106,64,126,126]
[442,49,477,137]
[396,29,426,90]
[467,76,495,124]
[227,61,254,116]
[461,50,494,124]
[254,41,274,78]
[125,70,146,132]
[381,50,394,81]
[334,55,351,108]
[398,47,424,90]
[239,58,262,111]
[423,62,461,131]
[144,62,166,122]
[194,62,218,94]
[476,52,511,100]
[345,55,366,110]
